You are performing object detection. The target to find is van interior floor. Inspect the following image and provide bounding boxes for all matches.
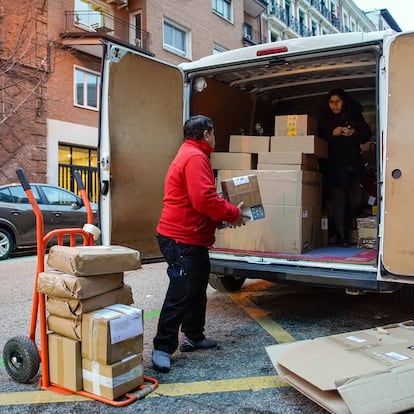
[211,246,377,265]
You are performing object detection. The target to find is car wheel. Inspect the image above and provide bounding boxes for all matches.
[0,228,14,260]
[208,273,246,292]
[3,336,40,383]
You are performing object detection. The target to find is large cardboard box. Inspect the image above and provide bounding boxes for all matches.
[47,245,141,276]
[46,285,134,320]
[215,205,321,254]
[357,217,377,249]
[220,174,265,221]
[270,135,328,159]
[257,152,319,171]
[82,354,144,400]
[274,114,318,136]
[38,270,124,299]
[229,135,270,153]
[48,333,82,391]
[210,152,257,170]
[266,321,414,414]
[218,170,322,208]
[82,304,143,364]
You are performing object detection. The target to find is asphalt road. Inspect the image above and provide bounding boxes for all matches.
[1,254,413,413]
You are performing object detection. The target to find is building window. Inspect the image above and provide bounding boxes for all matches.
[163,19,190,57]
[74,67,100,110]
[58,144,98,202]
[213,44,228,54]
[212,0,232,22]
[130,11,142,47]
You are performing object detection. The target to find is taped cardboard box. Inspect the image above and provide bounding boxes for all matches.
[46,285,134,320]
[270,135,328,159]
[82,304,143,365]
[47,245,141,276]
[221,174,265,221]
[266,321,414,414]
[258,152,319,171]
[38,270,124,299]
[274,114,318,136]
[210,152,257,170]
[215,204,320,254]
[82,353,144,400]
[229,135,270,153]
[48,333,82,391]
[218,170,322,208]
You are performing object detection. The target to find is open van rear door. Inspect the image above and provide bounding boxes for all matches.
[382,32,414,276]
[99,43,184,261]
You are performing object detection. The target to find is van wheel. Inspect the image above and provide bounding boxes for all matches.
[397,285,414,313]
[208,274,246,292]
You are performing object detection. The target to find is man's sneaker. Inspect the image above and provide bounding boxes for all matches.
[179,337,218,352]
[152,350,171,372]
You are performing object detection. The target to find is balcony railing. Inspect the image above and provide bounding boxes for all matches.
[63,10,150,52]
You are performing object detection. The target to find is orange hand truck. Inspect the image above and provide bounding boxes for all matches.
[2,168,158,406]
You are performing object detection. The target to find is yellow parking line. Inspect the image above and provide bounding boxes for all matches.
[229,289,296,344]
[0,376,288,405]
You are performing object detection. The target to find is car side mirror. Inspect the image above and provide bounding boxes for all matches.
[71,200,82,210]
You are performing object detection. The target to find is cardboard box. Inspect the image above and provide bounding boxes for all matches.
[215,205,321,254]
[48,314,82,340]
[82,354,144,400]
[257,152,319,171]
[270,136,328,159]
[46,285,134,320]
[218,170,322,208]
[274,114,318,136]
[266,321,414,414]
[82,304,143,364]
[221,175,265,221]
[210,152,257,170]
[47,245,141,276]
[38,270,124,299]
[48,333,82,391]
[357,217,377,249]
[229,135,270,153]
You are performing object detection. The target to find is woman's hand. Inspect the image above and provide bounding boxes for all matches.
[333,126,355,136]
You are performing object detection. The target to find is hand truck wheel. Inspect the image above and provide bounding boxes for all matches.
[3,336,40,383]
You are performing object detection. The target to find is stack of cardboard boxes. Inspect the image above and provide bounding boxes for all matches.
[38,245,144,399]
[213,114,326,254]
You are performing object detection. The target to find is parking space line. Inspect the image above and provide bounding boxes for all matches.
[229,289,296,344]
[0,376,287,405]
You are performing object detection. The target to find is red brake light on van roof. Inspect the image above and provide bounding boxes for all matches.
[256,46,288,56]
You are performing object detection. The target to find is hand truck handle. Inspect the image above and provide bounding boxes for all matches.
[73,170,85,191]
[16,168,31,190]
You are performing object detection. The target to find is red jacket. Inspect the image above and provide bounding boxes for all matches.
[157,139,240,246]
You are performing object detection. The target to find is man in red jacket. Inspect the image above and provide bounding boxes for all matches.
[152,115,248,372]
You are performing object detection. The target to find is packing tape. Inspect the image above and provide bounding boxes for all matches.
[82,224,101,241]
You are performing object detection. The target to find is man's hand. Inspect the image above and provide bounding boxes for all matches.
[229,202,251,228]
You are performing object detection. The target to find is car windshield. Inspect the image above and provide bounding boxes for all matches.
[1,186,41,203]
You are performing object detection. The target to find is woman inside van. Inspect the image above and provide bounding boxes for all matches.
[317,88,372,246]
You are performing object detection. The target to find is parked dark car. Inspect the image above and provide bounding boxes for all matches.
[0,183,98,260]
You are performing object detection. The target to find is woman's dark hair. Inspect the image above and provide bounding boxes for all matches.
[321,88,363,116]
[183,115,213,140]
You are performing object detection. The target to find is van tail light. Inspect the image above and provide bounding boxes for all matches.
[256,46,288,56]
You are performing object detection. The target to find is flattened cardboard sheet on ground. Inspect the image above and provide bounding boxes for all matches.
[266,321,414,414]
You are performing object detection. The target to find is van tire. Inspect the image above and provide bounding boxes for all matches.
[397,285,414,313]
[208,274,246,292]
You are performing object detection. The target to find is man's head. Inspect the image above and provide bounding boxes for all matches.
[183,115,215,148]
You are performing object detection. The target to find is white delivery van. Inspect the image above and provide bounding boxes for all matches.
[99,30,414,312]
